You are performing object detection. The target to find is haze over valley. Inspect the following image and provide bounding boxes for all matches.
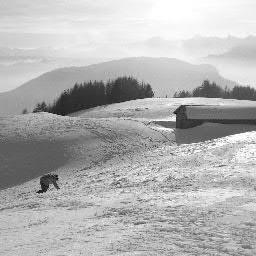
[2,35,256,94]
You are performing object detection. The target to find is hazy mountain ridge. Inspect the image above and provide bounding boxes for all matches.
[1,35,256,93]
[182,35,256,57]
[0,57,237,115]
[207,44,256,62]
[135,35,256,58]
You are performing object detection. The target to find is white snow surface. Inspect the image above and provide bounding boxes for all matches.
[70,97,256,121]
[1,98,256,255]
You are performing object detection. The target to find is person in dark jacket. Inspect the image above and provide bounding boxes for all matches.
[36,174,60,193]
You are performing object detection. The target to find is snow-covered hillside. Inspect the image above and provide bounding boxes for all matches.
[70,97,256,120]
[0,112,172,190]
[1,98,256,255]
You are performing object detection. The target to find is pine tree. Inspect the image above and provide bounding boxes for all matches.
[33,102,48,113]
[34,76,154,116]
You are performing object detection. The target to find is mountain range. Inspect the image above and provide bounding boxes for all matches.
[0,57,237,115]
[206,44,256,62]
[2,35,256,94]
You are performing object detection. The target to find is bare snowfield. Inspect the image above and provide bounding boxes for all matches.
[1,98,256,255]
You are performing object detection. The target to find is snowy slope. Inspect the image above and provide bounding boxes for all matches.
[70,97,256,121]
[1,98,256,255]
[0,112,172,189]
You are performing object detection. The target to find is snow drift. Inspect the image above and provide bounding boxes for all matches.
[0,112,172,189]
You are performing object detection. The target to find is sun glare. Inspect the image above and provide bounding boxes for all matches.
[151,0,203,22]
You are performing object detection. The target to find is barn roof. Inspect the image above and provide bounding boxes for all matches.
[174,105,256,120]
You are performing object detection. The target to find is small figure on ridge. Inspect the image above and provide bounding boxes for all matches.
[36,174,60,193]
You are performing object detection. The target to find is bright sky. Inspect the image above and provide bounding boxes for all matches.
[1,0,256,92]
[0,0,255,49]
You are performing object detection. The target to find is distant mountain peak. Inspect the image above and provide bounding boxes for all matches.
[0,57,237,115]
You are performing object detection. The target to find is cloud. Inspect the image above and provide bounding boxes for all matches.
[0,0,153,20]
[1,0,256,49]
[0,0,155,47]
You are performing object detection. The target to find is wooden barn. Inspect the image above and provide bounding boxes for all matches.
[174,105,256,129]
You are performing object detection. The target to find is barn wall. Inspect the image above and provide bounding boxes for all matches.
[174,105,256,129]
[175,107,204,129]
[176,108,186,128]
[176,118,203,129]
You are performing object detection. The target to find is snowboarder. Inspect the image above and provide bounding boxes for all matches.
[36,174,60,193]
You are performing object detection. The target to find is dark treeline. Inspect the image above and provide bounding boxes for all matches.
[174,80,256,101]
[32,76,154,115]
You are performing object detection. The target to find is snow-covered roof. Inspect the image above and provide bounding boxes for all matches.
[180,105,256,120]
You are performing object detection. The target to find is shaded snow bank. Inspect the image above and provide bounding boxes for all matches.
[149,121,256,144]
[175,122,256,144]
[0,113,173,189]
[2,108,256,189]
